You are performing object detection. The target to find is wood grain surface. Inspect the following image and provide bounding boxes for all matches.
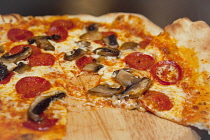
[66,99,201,140]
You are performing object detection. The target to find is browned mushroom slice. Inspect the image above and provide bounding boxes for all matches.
[86,23,99,31]
[119,42,138,50]
[82,63,103,72]
[88,84,124,97]
[0,47,32,63]
[28,36,55,51]
[103,34,118,48]
[0,62,9,81]
[13,62,31,74]
[114,69,141,87]
[64,48,87,61]
[28,91,66,122]
[0,45,5,53]
[93,47,120,57]
[80,31,103,41]
[121,77,152,98]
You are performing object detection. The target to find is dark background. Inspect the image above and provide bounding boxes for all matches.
[0,0,209,28]
[0,0,210,139]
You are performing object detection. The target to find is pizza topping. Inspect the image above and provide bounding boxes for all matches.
[29,53,55,66]
[119,42,138,50]
[15,76,51,98]
[124,52,155,70]
[9,45,41,57]
[141,90,173,111]
[88,84,124,97]
[28,36,55,51]
[93,47,120,57]
[0,71,14,84]
[82,63,103,72]
[0,45,5,53]
[80,31,103,41]
[47,26,68,42]
[114,69,141,87]
[102,34,118,48]
[22,114,58,131]
[27,91,66,122]
[7,28,34,42]
[0,47,32,63]
[50,19,74,30]
[121,77,152,98]
[76,56,95,69]
[86,23,99,31]
[64,48,87,61]
[151,60,182,85]
[0,62,9,81]
[13,62,31,74]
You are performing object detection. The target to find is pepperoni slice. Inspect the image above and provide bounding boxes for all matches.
[141,90,173,111]
[124,52,155,70]
[29,53,55,67]
[15,76,51,98]
[50,19,74,30]
[47,26,68,42]
[76,56,95,70]
[0,71,14,84]
[22,114,58,131]
[7,28,34,42]
[9,45,41,58]
[151,60,183,85]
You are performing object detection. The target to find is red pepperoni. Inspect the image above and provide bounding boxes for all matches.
[124,52,155,70]
[151,60,183,85]
[141,90,173,111]
[9,45,41,58]
[76,56,95,70]
[50,19,74,30]
[0,71,14,84]
[7,28,34,42]
[15,76,51,98]
[22,114,58,131]
[47,26,68,42]
[29,53,55,67]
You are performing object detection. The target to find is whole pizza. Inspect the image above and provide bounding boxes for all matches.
[0,13,209,139]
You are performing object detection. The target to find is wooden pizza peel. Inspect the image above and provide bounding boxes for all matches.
[66,99,202,140]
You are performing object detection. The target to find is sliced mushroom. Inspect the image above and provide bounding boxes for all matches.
[82,63,103,72]
[64,48,87,61]
[28,90,66,122]
[0,47,32,63]
[88,84,124,97]
[114,69,141,87]
[13,62,31,74]
[119,42,138,50]
[28,36,55,51]
[121,77,152,98]
[93,47,120,57]
[76,40,91,48]
[80,31,103,41]
[86,23,99,31]
[103,34,118,48]
[0,45,5,53]
[0,62,9,81]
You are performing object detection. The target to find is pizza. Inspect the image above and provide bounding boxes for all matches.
[0,13,209,139]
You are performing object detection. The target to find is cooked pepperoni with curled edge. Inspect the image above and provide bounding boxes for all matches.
[124,52,155,70]
[151,60,183,85]
[9,45,41,58]
[7,28,34,42]
[141,90,173,111]
[15,76,51,98]
[76,56,95,70]
[50,19,74,30]
[0,71,14,84]
[47,26,68,42]
[22,114,58,131]
[29,53,55,67]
